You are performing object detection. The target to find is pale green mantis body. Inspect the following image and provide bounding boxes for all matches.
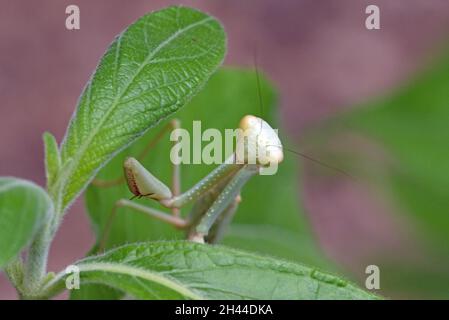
[99,115,284,245]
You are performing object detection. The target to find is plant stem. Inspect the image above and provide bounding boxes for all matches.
[22,223,54,298]
[33,269,67,299]
[18,176,64,299]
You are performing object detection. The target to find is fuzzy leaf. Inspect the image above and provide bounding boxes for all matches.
[53,242,377,300]
[0,178,52,268]
[57,6,225,211]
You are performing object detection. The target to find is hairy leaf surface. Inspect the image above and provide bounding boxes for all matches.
[58,6,225,211]
[57,242,376,300]
[0,178,52,268]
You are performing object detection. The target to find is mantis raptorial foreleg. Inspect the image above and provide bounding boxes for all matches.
[91,119,181,189]
[189,165,258,241]
[97,115,284,248]
[205,194,241,244]
[96,119,183,250]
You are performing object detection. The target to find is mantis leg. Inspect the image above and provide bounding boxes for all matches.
[163,155,242,208]
[203,194,241,244]
[99,148,245,247]
[116,199,187,228]
[126,153,243,209]
[91,119,179,188]
[169,120,181,217]
[95,119,183,251]
[183,171,237,242]
[97,199,188,252]
[210,195,241,243]
[189,165,258,243]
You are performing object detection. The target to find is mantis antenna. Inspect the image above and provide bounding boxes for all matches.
[252,47,354,179]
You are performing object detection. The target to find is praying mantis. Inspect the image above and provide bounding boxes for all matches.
[92,54,351,249]
[88,48,294,249]
[96,114,284,246]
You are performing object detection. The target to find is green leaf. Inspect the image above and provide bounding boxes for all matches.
[54,242,376,300]
[223,224,326,266]
[43,132,61,190]
[84,68,325,264]
[0,178,52,268]
[57,6,226,212]
[70,283,124,300]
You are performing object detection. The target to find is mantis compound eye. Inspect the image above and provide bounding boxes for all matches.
[236,115,284,166]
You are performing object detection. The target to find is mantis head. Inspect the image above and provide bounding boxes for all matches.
[236,115,284,167]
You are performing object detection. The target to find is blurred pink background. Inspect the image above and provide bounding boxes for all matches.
[1,0,449,299]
